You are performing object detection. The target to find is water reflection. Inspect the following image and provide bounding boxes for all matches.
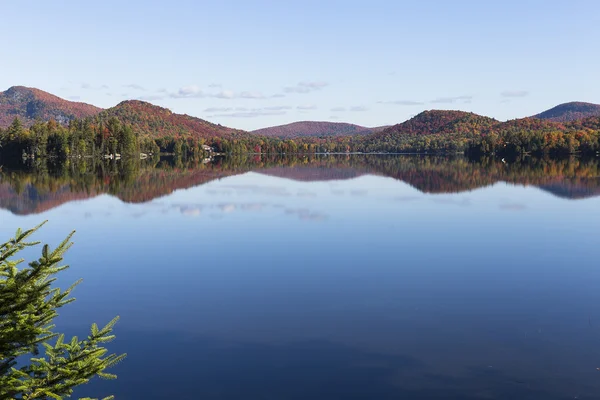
[1,155,599,399]
[0,155,599,215]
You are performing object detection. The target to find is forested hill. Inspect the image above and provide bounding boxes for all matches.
[252,121,387,138]
[0,86,102,128]
[100,100,246,139]
[534,102,600,122]
[360,110,499,152]
[377,110,498,137]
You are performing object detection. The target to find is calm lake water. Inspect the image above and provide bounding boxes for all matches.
[1,155,600,399]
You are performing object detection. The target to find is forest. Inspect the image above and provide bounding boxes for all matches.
[1,112,600,160]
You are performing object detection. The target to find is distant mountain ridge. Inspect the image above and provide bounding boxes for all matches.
[0,86,102,128]
[252,121,387,138]
[534,102,600,122]
[1,86,599,141]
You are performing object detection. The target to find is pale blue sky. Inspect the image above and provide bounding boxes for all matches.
[1,0,599,130]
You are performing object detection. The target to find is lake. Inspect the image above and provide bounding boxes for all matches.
[1,154,600,399]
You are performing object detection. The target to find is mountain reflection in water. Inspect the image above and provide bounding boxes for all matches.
[1,155,599,215]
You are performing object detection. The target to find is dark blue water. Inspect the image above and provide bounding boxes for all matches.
[1,155,600,399]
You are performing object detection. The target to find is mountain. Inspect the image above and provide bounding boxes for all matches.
[534,102,600,122]
[0,86,102,128]
[360,110,499,152]
[252,121,387,138]
[100,100,245,139]
[375,110,498,137]
[491,117,565,133]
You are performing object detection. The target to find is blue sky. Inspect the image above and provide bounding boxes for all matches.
[1,0,599,130]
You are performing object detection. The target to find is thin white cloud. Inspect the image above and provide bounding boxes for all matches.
[171,85,204,98]
[240,91,265,99]
[378,100,424,105]
[431,95,472,104]
[264,106,292,111]
[204,107,233,112]
[137,94,165,101]
[350,105,368,112]
[212,90,236,99]
[501,90,529,98]
[81,83,91,89]
[124,83,146,91]
[68,96,81,100]
[167,85,283,100]
[331,107,346,112]
[284,81,328,94]
[208,83,222,88]
[297,104,317,110]
[207,109,287,118]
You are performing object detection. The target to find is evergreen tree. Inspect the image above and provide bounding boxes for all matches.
[0,222,125,400]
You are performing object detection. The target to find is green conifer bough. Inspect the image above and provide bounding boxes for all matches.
[0,221,125,400]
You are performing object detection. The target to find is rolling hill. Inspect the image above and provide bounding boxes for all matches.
[252,121,387,138]
[533,102,600,122]
[376,110,498,137]
[0,86,102,128]
[360,110,498,149]
[100,100,246,139]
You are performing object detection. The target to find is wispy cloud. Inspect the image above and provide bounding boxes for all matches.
[264,106,292,111]
[157,84,289,101]
[431,95,472,104]
[331,107,346,112]
[284,81,328,94]
[240,91,265,99]
[204,107,233,112]
[212,90,236,99]
[124,83,146,91]
[330,115,340,120]
[171,85,204,98]
[100,84,110,89]
[206,107,289,118]
[501,90,529,98]
[81,83,91,89]
[204,107,260,112]
[350,105,368,112]
[137,94,165,101]
[378,100,424,106]
[297,104,317,110]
